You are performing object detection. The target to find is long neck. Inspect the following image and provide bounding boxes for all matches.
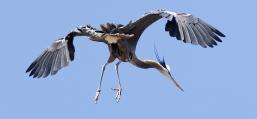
[130,55,184,91]
[130,55,164,71]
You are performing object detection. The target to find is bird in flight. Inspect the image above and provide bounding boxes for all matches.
[26,9,225,103]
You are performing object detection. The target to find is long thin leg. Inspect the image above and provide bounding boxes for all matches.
[94,63,108,103]
[112,61,122,102]
[94,54,115,104]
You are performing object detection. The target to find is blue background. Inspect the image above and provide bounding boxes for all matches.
[0,0,256,119]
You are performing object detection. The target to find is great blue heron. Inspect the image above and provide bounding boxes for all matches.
[26,9,225,103]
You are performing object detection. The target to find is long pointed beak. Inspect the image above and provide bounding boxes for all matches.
[167,71,184,92]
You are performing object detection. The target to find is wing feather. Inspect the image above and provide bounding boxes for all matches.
[175,17,185,42]
[180,20,191,43]
[26,38,73,78]
[26,25,106,78]
[164,11,225,47]
[50,51,59,74]
[185,23,199,45]
[197,23,217,46]
[189,24,207,48]
[29,51,50,77]
[196,24,217,47]
[43,53,55,78]
[26,51,47,73]
[199,21,223,42]
[51,51,62,75]
[34,51,51,78]
[125,10,225,48]
[200,19,225,37]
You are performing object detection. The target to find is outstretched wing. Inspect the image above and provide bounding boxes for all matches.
[123,9,225,48]
[26,38,73,78]
[26,25,105,78]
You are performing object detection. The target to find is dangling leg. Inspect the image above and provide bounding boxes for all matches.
[94,54,115,104]
[94,63,108,104]
[112,61,122,102]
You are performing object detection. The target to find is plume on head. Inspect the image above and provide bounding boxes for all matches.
[154,44,169,71]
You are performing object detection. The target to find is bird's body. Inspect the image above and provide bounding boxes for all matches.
[26,9,225,103]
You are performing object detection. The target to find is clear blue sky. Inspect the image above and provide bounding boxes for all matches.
[0,0,256,119]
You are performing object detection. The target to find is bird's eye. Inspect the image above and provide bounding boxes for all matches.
[166,65,171,71]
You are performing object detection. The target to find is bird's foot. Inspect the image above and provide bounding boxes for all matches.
[94,89,101,104]
[112,87,122,102]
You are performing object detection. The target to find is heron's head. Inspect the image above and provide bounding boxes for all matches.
[156,55,172,79]
[154,46,172,78]
[154,45,184,91]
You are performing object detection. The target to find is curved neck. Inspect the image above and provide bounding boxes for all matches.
[130,55,164,71]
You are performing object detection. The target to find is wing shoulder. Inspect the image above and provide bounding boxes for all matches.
[121,10,163,34]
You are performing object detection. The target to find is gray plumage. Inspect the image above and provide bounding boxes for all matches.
[26,9,225,102]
